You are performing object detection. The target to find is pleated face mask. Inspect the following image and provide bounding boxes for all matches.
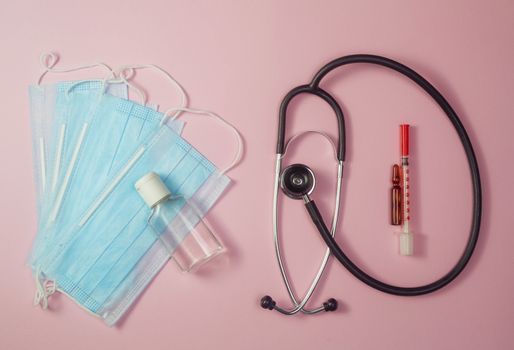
[30,66,187,272]
[33,93,185,270]
[34,82,127,224]
[28,56,129,269]
[28,54,128,227]
[41,107,242,326]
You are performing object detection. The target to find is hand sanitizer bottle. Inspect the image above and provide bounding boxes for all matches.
[135,172,224,272]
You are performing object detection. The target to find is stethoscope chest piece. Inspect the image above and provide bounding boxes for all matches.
[280,164,315,200]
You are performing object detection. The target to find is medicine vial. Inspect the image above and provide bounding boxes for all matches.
[391,164,402,225]
[135,172,224,272]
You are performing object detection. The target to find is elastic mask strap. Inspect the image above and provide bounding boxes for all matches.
[62,68,146,105]
[99,67,147,105]
[61,78,142,108]
[161,107,243,175]
[36,52,138,103]
[36,52,116,85]
[283,130,338,160]
[33,268,56,310]
[112,64,188,113]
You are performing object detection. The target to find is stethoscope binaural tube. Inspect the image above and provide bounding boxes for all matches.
[263,54,482,312]
[277,84,346,162]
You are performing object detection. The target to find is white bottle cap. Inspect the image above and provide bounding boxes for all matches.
[399,232,414,256]
[135,172,171,208]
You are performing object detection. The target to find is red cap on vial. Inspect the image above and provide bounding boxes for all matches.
[400,124,410,157]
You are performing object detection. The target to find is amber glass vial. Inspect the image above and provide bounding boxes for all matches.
[391,164,402,225]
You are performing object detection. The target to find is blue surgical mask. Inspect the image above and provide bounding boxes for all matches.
[28,81,128,267]
[42,120,238,325]
[29,59,243,324]
[29,53,122,224]
[43,82,128,220]
[29,60,191,312]
[30,92,183,271]
[37,63,189,251]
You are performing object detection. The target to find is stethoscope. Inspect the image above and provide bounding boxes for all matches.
[260,54,482,315]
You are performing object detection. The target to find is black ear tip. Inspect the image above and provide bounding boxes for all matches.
[260,295,276,310]
[323,298,338,312]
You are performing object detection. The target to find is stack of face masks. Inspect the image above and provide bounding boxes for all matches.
[27,53,242,326]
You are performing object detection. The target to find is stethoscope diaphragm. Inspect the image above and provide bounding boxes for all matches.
[280,164,316,200]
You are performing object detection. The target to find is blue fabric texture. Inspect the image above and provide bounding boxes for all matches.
[42,125,229,325]
[29,81,128,267]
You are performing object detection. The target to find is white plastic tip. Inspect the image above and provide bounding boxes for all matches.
[399,232,414,256]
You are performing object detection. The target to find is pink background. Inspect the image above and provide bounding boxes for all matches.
[0,1,513,349]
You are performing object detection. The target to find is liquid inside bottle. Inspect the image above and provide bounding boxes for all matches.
[136,172,224,272]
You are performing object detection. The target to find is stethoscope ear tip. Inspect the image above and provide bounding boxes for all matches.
[260,295,276,310]
[323,298,338,312]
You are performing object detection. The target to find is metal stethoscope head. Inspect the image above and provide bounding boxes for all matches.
[280,163,315,200]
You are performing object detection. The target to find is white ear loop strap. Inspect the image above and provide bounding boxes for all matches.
[37,52,116,85]
[35,52,141,103]
[114,64,188,115]
[103,67,148,105]
[162,107,243,175]
[33,268,56,310]
[61,66,146,105]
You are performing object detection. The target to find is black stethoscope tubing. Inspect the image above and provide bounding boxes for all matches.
[277,54,482,296]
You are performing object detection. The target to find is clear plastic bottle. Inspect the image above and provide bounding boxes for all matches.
[135,172,224,272]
